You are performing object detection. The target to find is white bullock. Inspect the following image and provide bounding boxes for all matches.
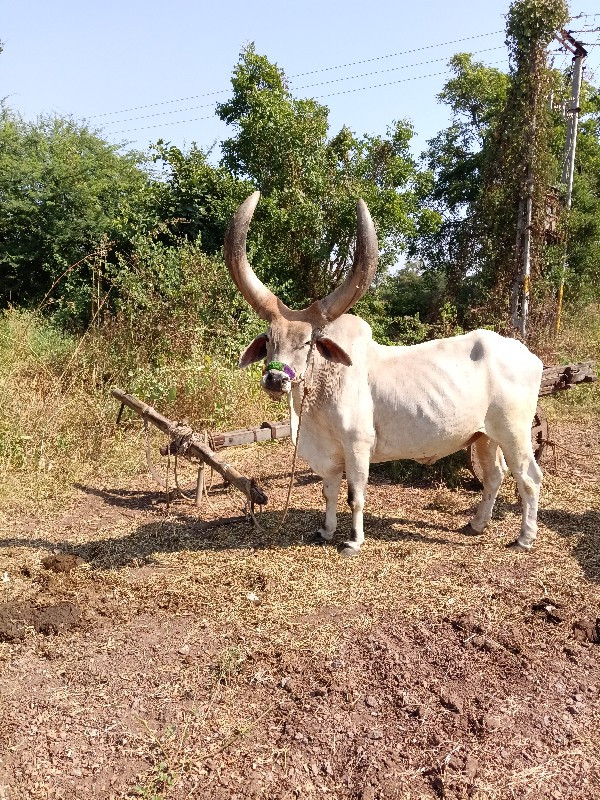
[225,192,543,556]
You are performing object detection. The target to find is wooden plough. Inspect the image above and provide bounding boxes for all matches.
[112,388,272,517]
[113,360,596,512]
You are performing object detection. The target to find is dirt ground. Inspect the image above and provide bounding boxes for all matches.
[0,415,599,800]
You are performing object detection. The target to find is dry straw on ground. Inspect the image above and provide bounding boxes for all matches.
[1,409,599,799]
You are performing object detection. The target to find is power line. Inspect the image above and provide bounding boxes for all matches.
[290,30,503,77]
[108,61,505,137]
[90,29,504,120]
[583,29,600,81]
[294,47,505,91]
[110,113,216,135]
[101,101,219,127]
[103,46,505,128]
[312,63,505,101]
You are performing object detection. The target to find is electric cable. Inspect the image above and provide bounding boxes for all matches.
[102,46,505,128]
[90,30,504,120]
[107,63,505,136]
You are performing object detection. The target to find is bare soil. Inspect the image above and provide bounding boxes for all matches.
[0,416,599,799]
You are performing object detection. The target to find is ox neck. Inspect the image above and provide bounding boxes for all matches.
[287,333,319,446]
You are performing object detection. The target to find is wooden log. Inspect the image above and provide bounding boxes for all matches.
[112,388,268,507]
[539,361,596,397]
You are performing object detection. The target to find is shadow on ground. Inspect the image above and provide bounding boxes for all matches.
[540,508,600,583]
[0,498,472,569]
[2,481,597,581]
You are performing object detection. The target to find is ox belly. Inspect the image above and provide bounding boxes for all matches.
[369,389,488,465]
[296,419,346,476]
[370,423,485,465]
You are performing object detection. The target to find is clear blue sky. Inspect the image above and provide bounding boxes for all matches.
[2,1,599,160]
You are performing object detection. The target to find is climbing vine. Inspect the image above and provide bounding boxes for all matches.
[415,0,570,342]
[474,0,568,338]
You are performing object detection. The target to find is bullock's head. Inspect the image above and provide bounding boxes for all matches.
[224,192,378,399]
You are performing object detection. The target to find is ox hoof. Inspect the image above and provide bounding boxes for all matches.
[505,539,531,553]
[338,543,361,558]
[460,523,483,537]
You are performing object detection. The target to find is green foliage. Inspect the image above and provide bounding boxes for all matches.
[506,0,568,63]
[0,110,150,312]
[423,54,509,212]
[148,141,252,252]
[109,238,259,362]
[562,85,600,308]
[414,1,580,337]
[83,238,269,424]
[414,54,511,321]
[216,44,437,306]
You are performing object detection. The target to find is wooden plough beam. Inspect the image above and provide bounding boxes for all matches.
[112,388,269,509]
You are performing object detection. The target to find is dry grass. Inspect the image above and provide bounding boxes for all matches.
[0,310,278,519]
[539,303,600,423]
[0,427,598,798]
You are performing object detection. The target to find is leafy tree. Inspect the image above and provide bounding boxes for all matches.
[215,44,438,306]
[413,53,510,316]
[413,0,575,336]
[0,111,150,311]
[147,141,252,253]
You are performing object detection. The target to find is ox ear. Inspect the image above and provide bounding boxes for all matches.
[315,336,352,367]
[239,333,268,368]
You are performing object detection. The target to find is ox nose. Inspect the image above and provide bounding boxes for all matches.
[264,370,288,391]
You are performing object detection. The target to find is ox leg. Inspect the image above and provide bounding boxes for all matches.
[339,450,371,558]
[465,436,508,535]
[315,472,343,543]
[502,439,542,551]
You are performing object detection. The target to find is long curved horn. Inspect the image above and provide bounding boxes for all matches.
[224,191,285,321]
[316,199,378,323]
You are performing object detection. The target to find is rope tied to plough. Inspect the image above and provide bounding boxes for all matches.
[174,427,220,514]
[144,419,219,508]
[541,436,600,481]
[142,332,319,529]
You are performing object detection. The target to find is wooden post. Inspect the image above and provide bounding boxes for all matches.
[195,463,205,509]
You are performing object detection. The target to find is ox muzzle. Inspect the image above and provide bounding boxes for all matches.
[261,361,295,400]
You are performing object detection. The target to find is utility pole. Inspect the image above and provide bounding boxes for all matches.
[555,30,587,334]
[511,178,534,339]
[510,49,540,340]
